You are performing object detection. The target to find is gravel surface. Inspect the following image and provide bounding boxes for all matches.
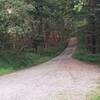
[0,38,100,100]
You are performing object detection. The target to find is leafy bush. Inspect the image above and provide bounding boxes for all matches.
[73,47,100,64]
[0,41,67,75]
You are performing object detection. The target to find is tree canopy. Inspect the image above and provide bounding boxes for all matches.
[0,0,100,53]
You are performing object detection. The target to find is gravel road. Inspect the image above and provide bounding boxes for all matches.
[0,38,100,100]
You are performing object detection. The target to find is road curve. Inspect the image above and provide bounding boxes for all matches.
[0,38,100,100]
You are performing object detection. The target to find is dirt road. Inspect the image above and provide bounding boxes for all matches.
[0,38,100,100]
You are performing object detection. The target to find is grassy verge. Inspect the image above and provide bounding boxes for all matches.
[0,42,67,75]
[73,48,100,100]
[87,85,100,100]
[73,47,100,64]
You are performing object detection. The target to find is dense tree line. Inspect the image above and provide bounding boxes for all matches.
[73,0,100,54]
[0,0,73,50]
[0,0,100,54]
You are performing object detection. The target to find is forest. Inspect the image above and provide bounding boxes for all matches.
[0,0,100,100]
[0,0,100,73]
[0,0,73,74]
[0,0,100,72]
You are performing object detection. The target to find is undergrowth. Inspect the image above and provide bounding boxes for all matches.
[0,41,67,75]
[73,47,100,64]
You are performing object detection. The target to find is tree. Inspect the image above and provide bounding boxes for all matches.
[0,0,34,48]
[0,0,75,50]
[73,0,100,54]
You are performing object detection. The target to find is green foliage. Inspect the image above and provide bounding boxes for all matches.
[0,0,73,49]
[0,0,33,34]
[73,47,100,64]
[0,0,35,48]
[0,41,67,75]
[38,41,67,57]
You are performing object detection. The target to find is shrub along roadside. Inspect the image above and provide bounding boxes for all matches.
[73,47,100,64]
[0,42,67,75]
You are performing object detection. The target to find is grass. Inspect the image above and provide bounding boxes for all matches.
[73,47,100,64]
[87,85,100,100]
[0,41,67,75]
